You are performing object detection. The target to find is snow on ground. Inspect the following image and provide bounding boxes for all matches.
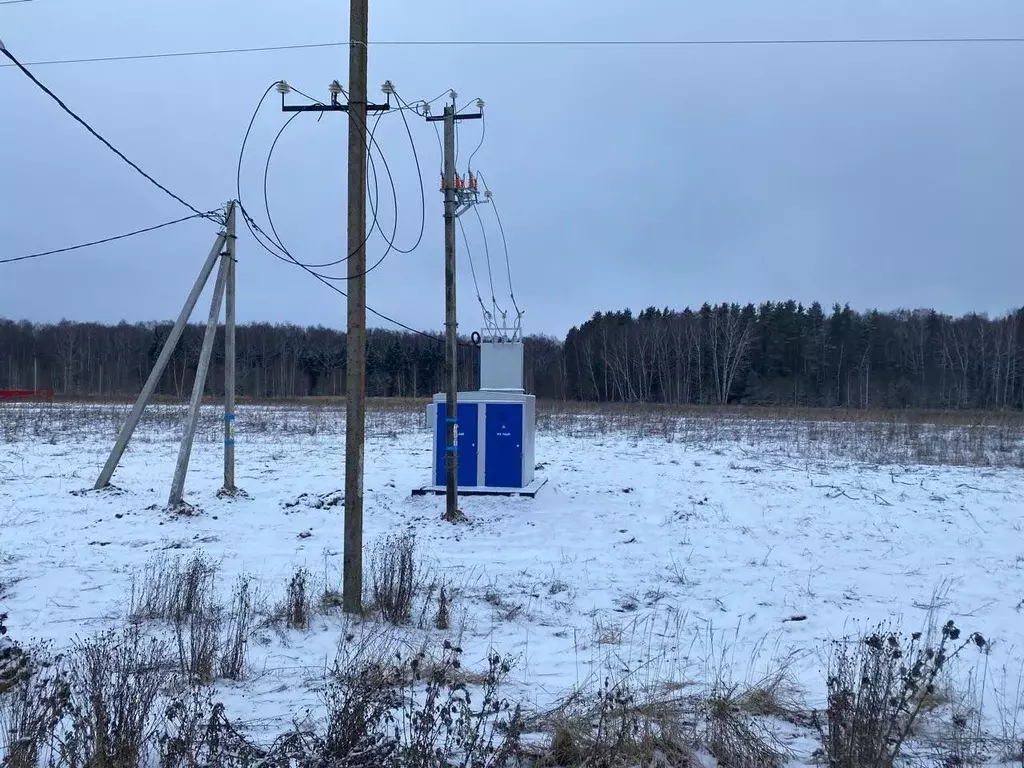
[1,402,1024,764]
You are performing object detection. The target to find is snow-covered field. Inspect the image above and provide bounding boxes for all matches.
[2,402,1024,765]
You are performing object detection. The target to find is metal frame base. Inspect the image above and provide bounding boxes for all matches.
[411,477,547,499]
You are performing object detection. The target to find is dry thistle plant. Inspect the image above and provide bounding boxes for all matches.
[820,620,987,768]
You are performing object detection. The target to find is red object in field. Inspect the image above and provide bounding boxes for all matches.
[0,389,54,400]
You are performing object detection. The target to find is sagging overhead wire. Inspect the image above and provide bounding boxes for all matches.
[262,107,394,274]
[472,202,506,326]
[456,215,495,333]
[7,36,1024,69]
[242,197,448,342]
[236,83,450,344]
[242,80,428,277]
[238,197,449,342]
[386,88,428,255]
[237,82,372,269]
[392,89,451,179]
[465,109,485,177]
[477,172,522,323]
[0,211,215,264]
[289,81,430,260]
[1,45,214,220]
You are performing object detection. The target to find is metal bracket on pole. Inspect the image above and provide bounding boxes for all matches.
[278,79,391,115]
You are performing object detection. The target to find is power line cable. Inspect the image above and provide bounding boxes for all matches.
[419,89,454,110]
[243,81,426,277]
[456,215,493,329]
[390,89,456,119]
[472,202,504,323]
[237,83,300,265]
[0,211,214,264]
[386,90,428,255]
[383,36,1024,46]
[5,36,1024,67]
[235,86,449,343]
[431,121,444,176]
[1,46,213,219]
[262,108,392,273]
[477,172,521,319]
[314,109,399,281]
[237,81,381,269]
[260,101,408,280]
[380,89,432,256]
[283,84,329,106]
[263,110,305,256]
[238,198,448,342]
[465,111,485,176]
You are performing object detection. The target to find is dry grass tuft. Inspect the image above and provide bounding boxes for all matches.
[368,531,421,625]
[280,566,313,630]
[219,574,258,681]
[703,684,789,767]
[435,583,451,631]
[532,678,700,767]
[58,625,172,768]
[128,551,219,624]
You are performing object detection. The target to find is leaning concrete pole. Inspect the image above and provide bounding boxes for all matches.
[168,249,230,508]
[95,230,227,489]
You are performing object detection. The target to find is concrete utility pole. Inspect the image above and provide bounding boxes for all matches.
[426,96,483,521]
[442,105,459,519]
[223,201,237,493]
[344,0,370,615]
[277,47,390,616]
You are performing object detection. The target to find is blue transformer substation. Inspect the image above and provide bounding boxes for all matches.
[419,333,544,497]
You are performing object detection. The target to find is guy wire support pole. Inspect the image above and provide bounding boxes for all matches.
[278,31,391,614]
[168,233,231,509]
[95,209,229,490]
[223,200,237,494]
[426,94,483,522]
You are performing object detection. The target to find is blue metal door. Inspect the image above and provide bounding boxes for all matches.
[485,403,523,488]
[435,403,478,487]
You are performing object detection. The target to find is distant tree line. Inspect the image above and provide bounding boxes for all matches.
[0,319,564,401]
[565,302,1024,409]
[2,301,1023,409]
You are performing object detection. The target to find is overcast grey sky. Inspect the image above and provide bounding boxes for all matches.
[2,0,1023,337]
